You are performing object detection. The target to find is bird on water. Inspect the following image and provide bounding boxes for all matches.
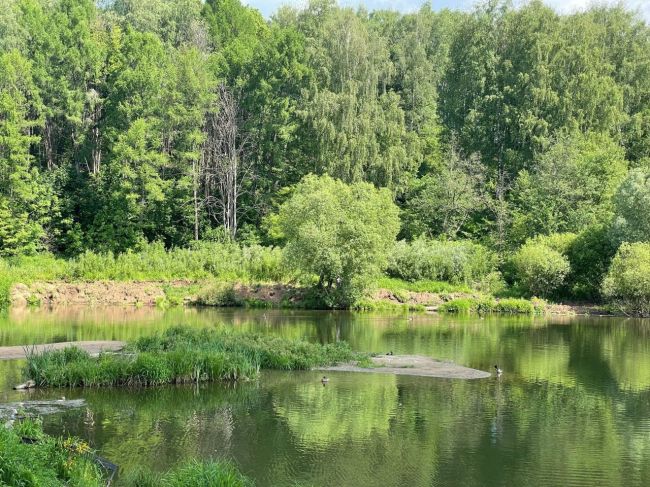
[321,376,329,384]
[494,365,502,376]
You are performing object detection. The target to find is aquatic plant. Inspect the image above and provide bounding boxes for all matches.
[25,327,356,388]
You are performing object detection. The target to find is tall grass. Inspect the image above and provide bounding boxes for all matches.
[25,327,356,388]
[0,242,289,310]
[438,297,545,315]
[387,237,498,286]
[124,461,253,487]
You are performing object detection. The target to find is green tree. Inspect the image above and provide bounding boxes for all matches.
[403,147,484,239]
[0,51,52,256]
[612,167,650,244]
[603,242,650,315]
[511,240,571,298]
[511,132,627,243]
[274,174,399,307]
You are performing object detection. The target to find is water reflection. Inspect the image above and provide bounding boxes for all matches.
[1,307,650,486]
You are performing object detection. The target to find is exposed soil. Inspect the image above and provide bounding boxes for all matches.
[318,354,492,379]
[10,281,195,307]
[0,341,126,361]
[10,281,612,316]
[232,283,299,305]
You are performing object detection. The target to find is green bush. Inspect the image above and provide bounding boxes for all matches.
[530,233,577,255]
[196,283,244,307]
[274,174,400,308]
[566,225,618,300]
[511,242,571,298]
[0,419,103,486]
[602,242,650,315]
[387,237,497,285]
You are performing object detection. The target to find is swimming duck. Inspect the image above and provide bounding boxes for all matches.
[321,376,329,384]
[494,365,502,376]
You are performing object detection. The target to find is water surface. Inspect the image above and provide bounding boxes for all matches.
[1,307,649,486]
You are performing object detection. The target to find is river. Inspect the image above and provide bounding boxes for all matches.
[1,307,649,486]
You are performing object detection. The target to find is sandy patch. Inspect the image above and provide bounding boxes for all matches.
[0,341,126,361]
[318,354,491,379]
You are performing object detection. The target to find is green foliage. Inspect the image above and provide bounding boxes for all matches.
[602,242,650,315]
[511,241,571,298]
[25,327,356,387]
[387,237,496,285]
[612,167,650,243]
[124,460,253,487]
[403,148,484,239]
[274,174,400,308]
[566,225,618,300]
[511,133,627,242]
[1,0,649,307]
[0,419,103,486]
[196,283,243,307]
[68,241,287,282]
[439,297,542,315]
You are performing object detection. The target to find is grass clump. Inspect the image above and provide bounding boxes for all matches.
[196,283,244,307]
[439,297,542,315]
[124,460,253,487]
[25,327,356,388]
[375,276,472,294]
[0,419,103,486]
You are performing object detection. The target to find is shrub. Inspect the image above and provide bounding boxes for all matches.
[387,237,496,285]
[511,242,570,298]
[612,168,650,243]
[530,233,577,255]
[273,174,400,308]
[566,225,618,300]
[602,242,650,315]
[196,283,244,307]
[0,419,103,486]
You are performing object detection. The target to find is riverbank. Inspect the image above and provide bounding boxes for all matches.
[0,418,252,486]
[8,279,615,316]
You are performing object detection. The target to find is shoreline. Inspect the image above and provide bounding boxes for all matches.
[0,341,126,361]
[8,280,622,317]
[318,355,491,379]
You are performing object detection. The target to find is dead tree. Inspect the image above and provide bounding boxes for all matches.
[202,85,249,240]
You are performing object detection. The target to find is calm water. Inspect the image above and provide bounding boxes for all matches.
[1,307,650,486]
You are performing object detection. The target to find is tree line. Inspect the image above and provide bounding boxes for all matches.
[1,0,650,305]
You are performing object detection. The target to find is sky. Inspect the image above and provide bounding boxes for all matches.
[242,0,650,21]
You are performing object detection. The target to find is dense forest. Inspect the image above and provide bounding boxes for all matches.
[1,0,650,309]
